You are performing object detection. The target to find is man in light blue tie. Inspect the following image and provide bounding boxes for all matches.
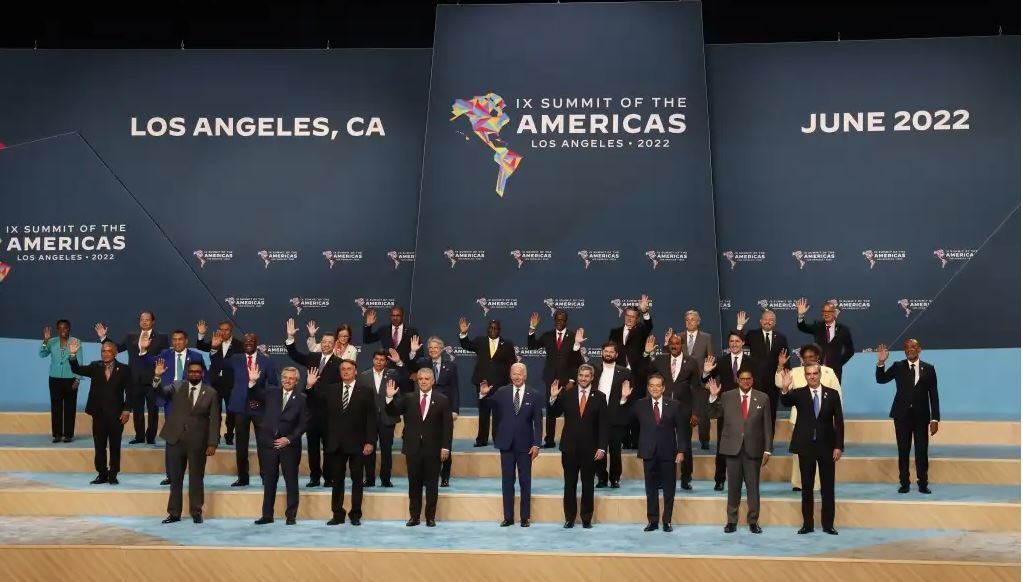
[147,330,208,485]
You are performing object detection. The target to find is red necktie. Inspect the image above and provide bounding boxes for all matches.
[556,331,563,350]
[578,389,587,416]
[653,401,661,425]
[420,394,428,419]
[742,394,749,420]
[393,326,400,348]
[247,355,254,370]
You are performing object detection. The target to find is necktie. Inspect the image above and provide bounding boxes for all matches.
[176,354,184,381]
[189,385,198,407]
[283,390,290,410]
[489,339,497,358]
[732,356,739,380]
[420,393,428,419]
[622,326,629,345]
[687,334,694,355]
[765,331,772,352]
[742,393,749,419]
[318,355,328,373]
[434,361,441,382]
[556,331,563,350]
[514,387,521,415]
[653,401,661,425]
[579,389,588,417]
[104,363,113,381]
[342,384,351,410]
[247,355,254,370]
[910,362,917,385]
[826,325,833,342]
[392,326,400,348]
[671,357,678,381]
[812,390,820,441]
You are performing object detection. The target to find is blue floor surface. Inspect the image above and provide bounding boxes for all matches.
[8,472,1019,503]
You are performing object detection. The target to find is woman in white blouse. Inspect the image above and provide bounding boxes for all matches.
[306,321,359,361]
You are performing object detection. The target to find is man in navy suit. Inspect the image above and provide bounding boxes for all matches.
[210,332,279,487]
[357,350,407,488]
[875,339,940,494]
[146,329,208,485]
[479,363,542,527]
[459,318,517,447]
[622,373,688,532]
[96,311,169,445]
[411,336,460,486]
[255,367,309,525]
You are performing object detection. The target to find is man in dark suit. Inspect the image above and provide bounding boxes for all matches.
[737,309,789,425]
[410,336,460,486]
[609,296,652,450]
[363,306,424,375]
[385,368,454,527]
[548,364,608,528]
[284,317,341,488]
[707,371,773,534]
[702,331,760,491]
[648,333,701,490]
[528,309,585,448]
[255,367,309,525]
[459,318,516,447]
[592,341,633,487]
[152,359,220,524]
[357,350,407,488]
[678,309,715,449]
[875,339,940,494]
[95,311,169,445]
[210,332,279,487]
[780,363,845,535]
[621,374,687,532]
[196,319,244,445]
[796,298,855,382]
[68,339,131,485]
[314,359,376,526]
[479,362,543,527]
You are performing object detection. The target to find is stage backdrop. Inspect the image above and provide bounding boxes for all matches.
[410,1,721,406]
[707,36,1021,418]
[0,49,432,408]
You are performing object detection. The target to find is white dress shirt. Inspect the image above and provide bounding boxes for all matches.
[597,363,615,399]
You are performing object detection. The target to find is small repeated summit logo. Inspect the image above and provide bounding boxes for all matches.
[932,248,975,269]
[897,298,931,318]
[323,250,363,269]
[443,249,486,268]
[721,250,766,270]
[791,250,835,270]
[290,297,330,315]
[577,249,619,269]
[387,250,416,269]
[645,250,687,269]
[256,344,288,356]
[224,296,265,316]
[193,249,233,268]
[509,249,552,269]
[756,298,799,311]
[719,299,732,310]
[861,249,906,269]
[257,249,298,269]
[476,297,517,317]
[354,297,396,316]
[542,298,585,317]
[826,298,871,315]
[610,298,654,317]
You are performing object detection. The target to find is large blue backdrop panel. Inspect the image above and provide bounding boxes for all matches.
[410,2,721,405]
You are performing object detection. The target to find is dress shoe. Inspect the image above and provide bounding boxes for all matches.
[62,437,73,443]
[286,517,297,525]
[439,480,448,488]
[254,517,274,525]
[231,479,249,487]
[52,437,61,443]
[162,516,180,524]
[792,486,802,491]
[823,527,839,535]
[107,475,119,485]
[473,441,488,448]
[349,518,361,526]
[541,442,556,449]
[146,440,156,445]
[323,480,334,488]
[90,475,107,485]
[681,481,692,490]
[713,482,724,491]
[520,520,530,527]
[326,516,345,526]
[582,521,592,529]
[564,521,574,529]
[662,523,673,532]
[595,481,607,489]
[723,523,737,533]
[224,435,234,446]
[383,480,395,488]
[425,519,436,527]
[160,478,171,486]
[406,519,420,527]
[500,519,514,527]
[362,480,375,488]
[898,484,911,493]
[192,515,203,524]
[129,438,144,444]
[610,482,620,489]
[918,486,932,494]
[306,479,321,488]
[643,523,658,532]
[700,443,710,450]
[797,526,814,534]
[749,524,763,534]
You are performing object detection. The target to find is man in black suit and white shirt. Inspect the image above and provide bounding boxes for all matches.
[592,341,633,488]
[736,309,789,424]
[68,339,131,485]
[609,295,652,450]
[702,331,760,491]
[796,298,854,382]
[411,336,460,486]
[196,319,243,445]
[875,339,940,494]
[284,318,341,488]
[780,363,845,535]
[528,309,585,448]
[677,309,714,450]
[255,367,309,525]
[357,349,407,488]
[459,318,516,447]
[647,333,701,490]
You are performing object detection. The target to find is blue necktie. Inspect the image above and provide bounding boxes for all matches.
[812,390,820,441]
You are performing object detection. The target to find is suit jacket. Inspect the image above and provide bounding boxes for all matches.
[259,388,309,448]
[157,381,220,449]
[484,384,543,452]
[147,349,208,406]
[459,335,516,389]
[356,367,408,427]
[708,388,773,457]
[385,391,453,457]
[703,352,761,393]
[108,331,170,385]
[197,335,244,392]
[651,353,700,415]
[285,340,341,412]
[318,382,377,454]
[549,387,609,456]
[527,328,583,386]
[680,330,714,362]
[411,356,460,413]
[363,323,424,365]
[875,359,940,423]
[796,319,855,372]
[626,396,689,460]
[69,357,132,417]
[593,363,634,426]
[209,350,279,415]
[780,386,845,454]
[743,328,788,391]
[608,315,653,372]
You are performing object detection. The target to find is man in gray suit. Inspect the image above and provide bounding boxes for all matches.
[153,359,221,524]
[679,310,714,449]
[707,369,772,534]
